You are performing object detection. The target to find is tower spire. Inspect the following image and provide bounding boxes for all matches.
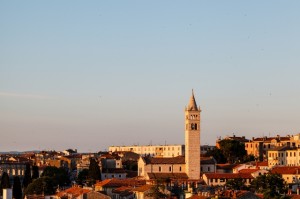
[187,89,198,111]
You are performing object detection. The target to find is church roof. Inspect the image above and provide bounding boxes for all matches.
[147,172,188,180]
[187,90,198,111]
[143,156,185,164]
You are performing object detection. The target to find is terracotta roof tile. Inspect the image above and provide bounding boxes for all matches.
[145,156,185,164]
[204,173,254,179]
[132,184,153,192]
[216,164,238,170]
[95,178,146,188]
[238,169,260,174]
[147,172,188,180]
[271,166,300,175]
[256,161,268,167]
[56,187,90,198]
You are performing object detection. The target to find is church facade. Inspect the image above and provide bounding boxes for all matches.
[138,91,201,181]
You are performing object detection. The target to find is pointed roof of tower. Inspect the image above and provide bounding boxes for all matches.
[187,89,198,111]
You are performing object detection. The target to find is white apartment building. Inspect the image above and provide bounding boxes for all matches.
[109,144,184,158]
[267,146,300,168]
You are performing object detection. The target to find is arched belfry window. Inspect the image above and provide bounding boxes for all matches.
[191,123,195,130]
[191,123,198,130]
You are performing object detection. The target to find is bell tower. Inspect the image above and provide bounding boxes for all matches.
[185,90,201,180]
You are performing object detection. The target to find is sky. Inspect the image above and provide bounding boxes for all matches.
[1,1,300,152]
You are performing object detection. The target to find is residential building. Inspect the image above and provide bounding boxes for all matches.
[271,166,300,184]
[245,134,299,161]
[109,144,184,158]
[202,173,254,186]
[200,157,216,173]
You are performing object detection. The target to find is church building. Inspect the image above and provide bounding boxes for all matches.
[137,90,201,182]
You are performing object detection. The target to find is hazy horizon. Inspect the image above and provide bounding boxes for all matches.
[1,1,300,152]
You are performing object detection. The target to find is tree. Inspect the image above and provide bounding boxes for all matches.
[206,148,227,164]
[41,166,70,186]
[88,158,101,184]
[218,140,247,163]
[24,177,55,195]
[123,160,138,171]
[32,165,39,179]
[225,177,247,190]
[242,154,255,163]
[0,172,11,195]
[171,182,184,198]
[23,164,32,188]
[251,173,288,198]
[76,169,89,185]
[13,176,22,199]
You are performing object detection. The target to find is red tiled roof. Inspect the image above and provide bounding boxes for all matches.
[95,178,146,188]
[112,186,132,193]
[217,164,238,170]
[144,156,185,164]
[56,187,90,198]
[290,195,300,199]
[147,172,188,180]
[252,137,291,142]
[239,169,260,174]
[271,166,300,175]
[256,161,268,167]
[204,173,254,179]
[132,184,153,192]
[95,179,112,187]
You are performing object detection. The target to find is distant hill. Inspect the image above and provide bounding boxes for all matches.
[0,150,40,154]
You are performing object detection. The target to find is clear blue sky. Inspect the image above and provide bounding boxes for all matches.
[1,1,300,152]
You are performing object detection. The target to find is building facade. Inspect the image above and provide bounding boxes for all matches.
[137,91,201,181]
[245,134,300,161]
[109,144,184,158]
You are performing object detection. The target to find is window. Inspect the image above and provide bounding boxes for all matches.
[191,123,195,130]
[179,166,182,171]
[208,167,210,172]
[169,166,172,172]
[119,175,121,178]
[159,166,162,172]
